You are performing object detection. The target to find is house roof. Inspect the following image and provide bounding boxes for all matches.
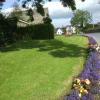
[18,8,49,26]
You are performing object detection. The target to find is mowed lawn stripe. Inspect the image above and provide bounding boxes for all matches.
[0,36,87,100]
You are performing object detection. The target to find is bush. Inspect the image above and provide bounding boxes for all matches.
[84,24,100,33]
[0,12,54,47]
[43,17,52,24]
[31,24,54,39]
[17,23,54,40]
[0,14,18,46]
[0,32,5,46]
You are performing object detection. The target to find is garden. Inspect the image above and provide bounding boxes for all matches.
[0,0,100,99]
[0,36,87,100]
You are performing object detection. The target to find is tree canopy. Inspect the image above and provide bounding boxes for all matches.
[0,0,85,11]
[71,9,92,31]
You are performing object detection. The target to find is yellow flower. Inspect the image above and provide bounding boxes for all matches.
[79,86,84,93]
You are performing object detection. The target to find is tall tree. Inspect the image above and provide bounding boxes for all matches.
[0,0,85,11]
[0,0,5,9]
[71,9,92,31]
[27,8,34,21]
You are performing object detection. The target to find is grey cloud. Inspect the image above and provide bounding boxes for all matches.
[88,5,100,23]
[46,0,100,27]
[50,9,73,19]
[77,1,100,23]
[52,18,71,28]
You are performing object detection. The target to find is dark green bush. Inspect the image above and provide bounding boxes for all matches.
[43,17,52,24]
[17,23,54,40]
[0,32,5,46]
[84,24,100,33]
[0,14,18,46]
[0,12,54,47]
[31,24,54,39]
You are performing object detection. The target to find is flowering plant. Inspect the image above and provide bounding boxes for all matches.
[72,78,91,98]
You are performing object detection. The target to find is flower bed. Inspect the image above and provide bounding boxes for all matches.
[64,37,100,100]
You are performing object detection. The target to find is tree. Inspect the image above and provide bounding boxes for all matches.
[0,12,18,46]
[43,14,52,24]
[27,8,34,21]
[0,0,5,9]
[0,0,86,25]
[0,0,85,11]
[71,9,92,32]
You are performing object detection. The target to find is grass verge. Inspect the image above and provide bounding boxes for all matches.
[0,36,87,100]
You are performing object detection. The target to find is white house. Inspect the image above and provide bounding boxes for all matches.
[65,26,76,35]
[72,27,76,34]
[56,28,63,35]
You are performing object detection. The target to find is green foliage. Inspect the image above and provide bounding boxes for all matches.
[84,23,100,33]
[27,8,34,21]
[0,13,18,46]
[22,0,77,10]
[31,24,54,39]
[20,0,85,16]
[0,36,87,100]
[43,16,52,24]
[16,24,54,40]
[0,12,54,46]
[61,0,76,10]
[0,0,86,13]
[71,9,92,31]
[36,3,45,16]
[0,32,5,46]
[0,0,5,10]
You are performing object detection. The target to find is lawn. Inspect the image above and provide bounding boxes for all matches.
[0,36,87,100]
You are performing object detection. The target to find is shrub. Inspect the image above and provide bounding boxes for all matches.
[31,24,54,39]
[0,12,54,46]
[0,14,18,46]
[16,23,54,40]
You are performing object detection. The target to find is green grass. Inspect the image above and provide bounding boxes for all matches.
[0,36,87,100]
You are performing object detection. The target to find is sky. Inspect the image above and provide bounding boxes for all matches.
[2,0,100,28]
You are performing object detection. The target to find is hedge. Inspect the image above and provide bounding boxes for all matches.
[16,23,54,40]
[0,16,18,46]
[0,14,54,47]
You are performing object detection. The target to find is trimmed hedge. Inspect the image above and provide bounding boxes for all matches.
[0,16,18,46]
[16,24,54,40]
[84,28,100,33]
[84,24,100,33]
[0,13,54,47]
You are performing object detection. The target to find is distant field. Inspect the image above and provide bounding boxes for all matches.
[0,36,87,100]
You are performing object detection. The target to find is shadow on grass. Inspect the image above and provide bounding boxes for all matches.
[0,39,86,58]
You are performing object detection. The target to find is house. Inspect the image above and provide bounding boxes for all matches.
[72,27,76,34]
[17,8,49,27]
[2,7,49,27]
[56,28,63,35]
[65,25,76,36]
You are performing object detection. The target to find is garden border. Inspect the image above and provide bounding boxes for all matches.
[64,35,100,100]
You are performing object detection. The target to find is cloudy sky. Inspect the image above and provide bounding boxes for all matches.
[2,0,100,28]
[44,0,100,27]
